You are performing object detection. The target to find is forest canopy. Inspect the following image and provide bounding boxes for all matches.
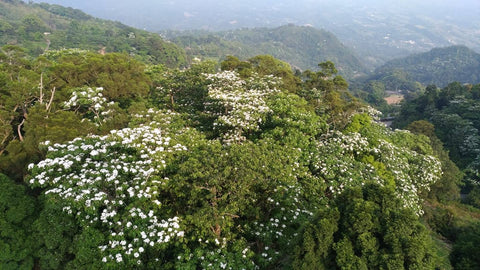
[0,43,455,269]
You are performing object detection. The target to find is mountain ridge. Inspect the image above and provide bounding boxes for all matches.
[374,45,480,87]
[168,24,367,79]
[0,0,187,67]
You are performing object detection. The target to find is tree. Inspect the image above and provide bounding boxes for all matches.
[247,55,300,92]
[220,55,300,92]
[149,60,215,115]
[28,111,192,269]
[363,81,387,107]
[170,139,303,269]
[311,114,442,216]
[407,120,462,202]
[0,174,38,270]
[301,61,360,128]
[220,55,252,77]
[50,51,151,105]
[293,184,437,270]
[450,222,480,270]
[204,70,281,143]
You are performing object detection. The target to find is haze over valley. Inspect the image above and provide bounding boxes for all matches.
[32,0,480,67]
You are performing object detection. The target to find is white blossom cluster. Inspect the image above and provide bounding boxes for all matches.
[313,126,442,215]
[42,48,89,59]
[177,245,258,270]
[374,138,442,214]
[205,71,280,144]
[358,106,383,120]
[28,122,187,266]
[129,108,185,130]
[246,184,314,264]
[63,87,115,125]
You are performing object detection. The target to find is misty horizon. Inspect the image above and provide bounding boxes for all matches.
[30,0,480,31]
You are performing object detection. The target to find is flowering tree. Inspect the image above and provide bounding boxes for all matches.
[312,114,442,215]
[28,111,191,268]
[205,71,280,144]
[23,68,445,269]
[63,87,115,126]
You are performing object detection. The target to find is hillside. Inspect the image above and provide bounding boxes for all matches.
[0,0,186,67]
[374,46,480,87]
[168,25,367,79]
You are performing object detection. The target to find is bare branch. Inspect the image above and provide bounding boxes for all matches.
[39,72,44,104]
[222,212,240,218]
[17,118,25,142]
[46,86,56,112]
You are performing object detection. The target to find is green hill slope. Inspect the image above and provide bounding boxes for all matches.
[168,24,367,79]
[374,45,480,87]
[0,0,186,67]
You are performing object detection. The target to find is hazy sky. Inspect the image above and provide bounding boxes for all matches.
[32,0,480,31]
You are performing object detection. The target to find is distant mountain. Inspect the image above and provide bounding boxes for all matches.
[29,0,480,68]
[168,25,367,79]
[0,0,186,67]
[374,46,480,87]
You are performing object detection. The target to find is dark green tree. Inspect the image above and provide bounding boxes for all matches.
[0,174,38,270]
[301,61,360,128]
[220,55,253,77]
[293,184,437,270]
[407,120,462,202]
[450,222,480,270]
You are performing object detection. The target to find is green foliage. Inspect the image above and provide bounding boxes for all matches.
[221,55,300,92]
[394,82,480,208]
[0,105,95,180]
[464,187,480,208]
[33,197,81,270]
[450,222,480,269]
[220,55,253,77]
[248,55,300,92]
[262,92,327,144]
[396,84,480,268]
[168,139,304,268]
[353,80,390,111]
[300,61,361,128]
[50,51,151,103]
[149,60,215,115]
[293,184,437,270]
[292,208,339,269]
[407,120,462,202]
[0,174,37,270]
[361,68,424,94]
[0,48,147,179]
[343,113,372,134]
